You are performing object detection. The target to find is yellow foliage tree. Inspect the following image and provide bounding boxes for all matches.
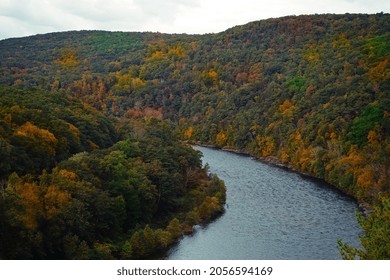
[15,122,58,156]
[15,122,56,143]
[184,126,194,140]
[304,45,320,61]
[279,99,295,119]
[339,146,364,172]
[168,45,186,59]
[115,72,146,92]
[256,135,276,157]
[367,130,380,146]
[208,70,218,83]
[58,169,79,181]
[356,167,375,190]
[298,146,313,171]
[43,185,72,219]
[216,131,228,147]
[146,50,166,61]
[369,59,389,83]
[15,182,43,230]
[279,149,290,163]
[57,48,79,67]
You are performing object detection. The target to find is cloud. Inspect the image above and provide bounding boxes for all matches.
[0,0,389,39]
[0,0,202,38]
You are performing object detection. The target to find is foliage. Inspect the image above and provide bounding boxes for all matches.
[347,104,385,147]
[0,89,225,259]
[338,195,390,259]
[0,87,117,178]
[0,13,389,258]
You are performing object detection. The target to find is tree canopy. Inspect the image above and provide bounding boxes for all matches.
[0,13,389,259]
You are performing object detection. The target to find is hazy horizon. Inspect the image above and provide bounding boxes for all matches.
[1,0,389,40]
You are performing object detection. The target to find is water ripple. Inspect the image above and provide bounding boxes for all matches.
[168,146,362,260]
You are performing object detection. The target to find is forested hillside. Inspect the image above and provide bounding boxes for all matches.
[0,13,389,259]
[0,87,225,259]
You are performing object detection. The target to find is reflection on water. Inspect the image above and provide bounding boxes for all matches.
[168,146,362,260]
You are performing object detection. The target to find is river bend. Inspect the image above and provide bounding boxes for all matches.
[168,146,362,259]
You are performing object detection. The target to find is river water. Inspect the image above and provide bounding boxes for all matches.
[168,146,362,260]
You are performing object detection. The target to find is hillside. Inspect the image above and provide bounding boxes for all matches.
[0,13,389,259]
[0,87,225,259]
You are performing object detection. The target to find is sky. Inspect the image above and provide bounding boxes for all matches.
[0,0,389,40]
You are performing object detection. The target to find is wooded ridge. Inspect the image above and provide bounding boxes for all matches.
[0,13,389,259]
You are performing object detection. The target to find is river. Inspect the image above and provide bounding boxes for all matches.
[168,146,362,259]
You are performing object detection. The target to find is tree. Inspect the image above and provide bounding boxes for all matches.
[167,218,182,239]
[339,195,390,259]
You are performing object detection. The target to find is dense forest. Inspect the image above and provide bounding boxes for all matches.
[0,87,225,259]
[0,13,389,259]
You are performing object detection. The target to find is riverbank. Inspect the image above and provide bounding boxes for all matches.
[168,145,362,259]
[186,141,372,215]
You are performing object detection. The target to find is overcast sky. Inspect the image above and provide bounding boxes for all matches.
[0,0,389,40]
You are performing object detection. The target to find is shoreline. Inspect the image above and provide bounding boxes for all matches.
[187,141,372,215]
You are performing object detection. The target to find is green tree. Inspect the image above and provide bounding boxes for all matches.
[338,196,390,259]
